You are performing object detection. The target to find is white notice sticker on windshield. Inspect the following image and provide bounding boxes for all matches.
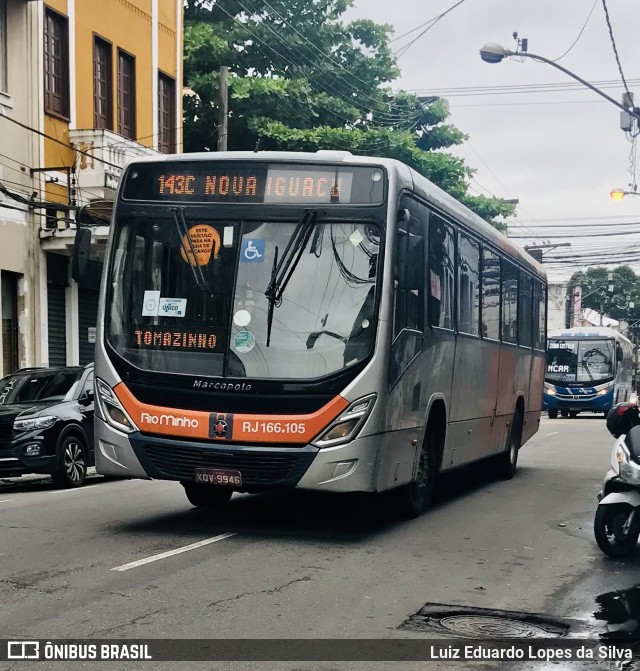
[158,298,187,318]
[142,290,161,316]
[349,230,364,247]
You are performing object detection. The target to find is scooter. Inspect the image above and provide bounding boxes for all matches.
[595,403,640,558]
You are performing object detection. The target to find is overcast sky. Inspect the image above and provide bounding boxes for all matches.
[346,0,640,279]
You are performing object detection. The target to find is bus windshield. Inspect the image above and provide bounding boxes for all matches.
[105,215,381,380]
[545,338,615,385]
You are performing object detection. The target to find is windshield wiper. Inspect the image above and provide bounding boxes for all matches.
[581,348,599,383]
[264,209,318,347]
[170,207,207,291]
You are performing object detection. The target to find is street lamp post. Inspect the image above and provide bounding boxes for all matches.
[479,43,640,122]
[610,188,640,200]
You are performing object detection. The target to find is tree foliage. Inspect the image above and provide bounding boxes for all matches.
[570,266,640,325]
[183,0,515,229]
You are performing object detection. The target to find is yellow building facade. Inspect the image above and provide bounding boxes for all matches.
[39,0,183,367]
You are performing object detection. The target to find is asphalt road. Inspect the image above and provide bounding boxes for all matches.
[1,415,639,671]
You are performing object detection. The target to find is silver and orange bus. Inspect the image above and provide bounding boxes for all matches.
[89,151,547,517]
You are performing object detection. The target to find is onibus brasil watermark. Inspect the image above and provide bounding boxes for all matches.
[2,639,637,663]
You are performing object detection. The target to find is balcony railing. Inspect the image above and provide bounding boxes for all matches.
[69,129,158,199]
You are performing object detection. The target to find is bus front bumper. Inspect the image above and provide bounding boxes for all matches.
[543,389,614,412]
[94,417,381,493]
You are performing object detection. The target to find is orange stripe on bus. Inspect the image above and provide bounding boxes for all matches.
[113,383,349,444]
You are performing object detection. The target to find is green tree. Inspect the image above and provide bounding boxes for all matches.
[570,266,640,323]
[183,0,514,229]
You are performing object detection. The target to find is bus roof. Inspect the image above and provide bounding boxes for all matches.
[121,150,546,280]
[548,326,633,344]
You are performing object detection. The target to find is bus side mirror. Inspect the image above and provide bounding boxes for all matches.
[71,227,92,282]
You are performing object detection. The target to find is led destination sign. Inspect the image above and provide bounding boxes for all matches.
[133,327,222,353]
[122,162,386,204]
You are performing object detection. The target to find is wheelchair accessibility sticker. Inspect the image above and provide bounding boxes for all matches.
[240,239,265,263]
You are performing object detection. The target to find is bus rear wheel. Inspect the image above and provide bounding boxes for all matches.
[182,482,233,509]
[548,410,558,419]
[496,409,522,480]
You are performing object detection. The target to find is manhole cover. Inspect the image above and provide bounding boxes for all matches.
[438,614,556,638]
[400,603,573,639]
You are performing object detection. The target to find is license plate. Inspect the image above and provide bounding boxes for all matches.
[194,468,242,486]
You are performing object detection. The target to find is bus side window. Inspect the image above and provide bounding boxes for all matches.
[394,198,426,339]
[501,260,518,344]
[531,280,546,350]
[428,216,455,330]
[518,271,533,347]
[458,232,480,336]
[481,249,500,340]
[389,197,427,386]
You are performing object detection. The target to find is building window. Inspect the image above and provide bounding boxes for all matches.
[1,272,19,375]
[0,0,7,94]
[44,8,70,119]
[458,233,480,336]
[158,73,176,153]
[94,37,112,130]
[429,216,455,330]
[117,50,136,139]
[482,248,500,340]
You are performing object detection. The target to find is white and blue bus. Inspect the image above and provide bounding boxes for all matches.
[543,327,634,418]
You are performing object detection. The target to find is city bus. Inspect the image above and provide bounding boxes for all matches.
[88,151,547,517]
[543,326,634,418]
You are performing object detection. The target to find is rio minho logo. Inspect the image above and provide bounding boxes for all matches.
[140,412,199,429]
[7,641,40,660]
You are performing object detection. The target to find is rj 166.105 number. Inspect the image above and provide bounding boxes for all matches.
[241,421,306,435]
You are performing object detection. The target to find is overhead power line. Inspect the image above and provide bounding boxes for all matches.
[216,1,422,127]
[509,220,640,230]
[510,229,640,239]
[601,0,632,97]
[0,113,119,169]
[551,0,598,63]
[394,0,466,60]
[411,78,640,98]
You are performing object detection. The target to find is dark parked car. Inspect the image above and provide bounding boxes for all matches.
[0,364,94,487]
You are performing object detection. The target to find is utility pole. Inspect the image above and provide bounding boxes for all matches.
[217,66,229,152]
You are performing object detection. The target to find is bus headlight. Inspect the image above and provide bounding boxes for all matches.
[545,388,557,396]
[312,394,376,448]
[96,378,138,434]
[597,388,609,396]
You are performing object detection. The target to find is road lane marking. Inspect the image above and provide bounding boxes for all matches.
[50,488,94,495]
[111,533,237,572]
[545,432,559,436]
[0,499,13,504]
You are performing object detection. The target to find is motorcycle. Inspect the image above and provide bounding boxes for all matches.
[594,402,640,558]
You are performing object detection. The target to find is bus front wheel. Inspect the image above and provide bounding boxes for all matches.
[182,482,233,509]
[548,410,558,419]
[392,421,442,519]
